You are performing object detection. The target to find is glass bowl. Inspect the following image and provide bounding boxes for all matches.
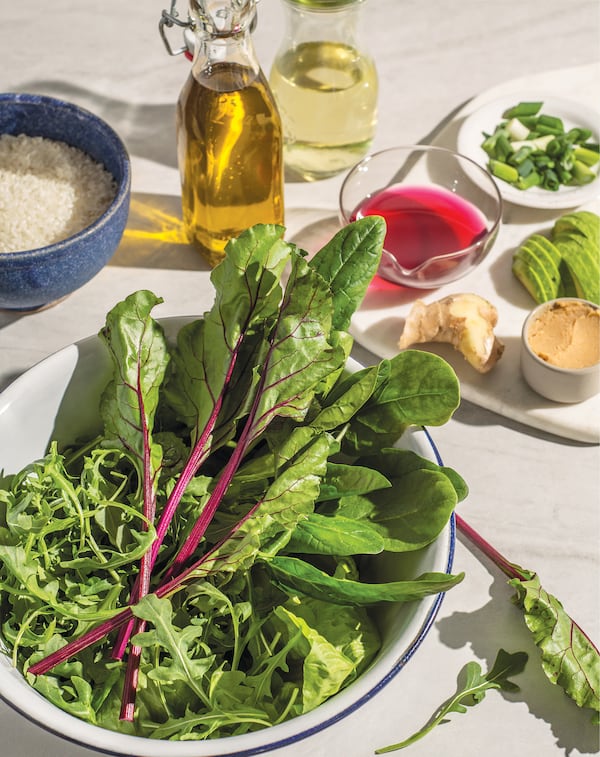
[339,145,503,289]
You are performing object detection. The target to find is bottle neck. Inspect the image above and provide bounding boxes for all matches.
[190,0,261,78]
[279,0,364,46]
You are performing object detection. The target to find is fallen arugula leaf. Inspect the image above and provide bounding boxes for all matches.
[375,649,528,753]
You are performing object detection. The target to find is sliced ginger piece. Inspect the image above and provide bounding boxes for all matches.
[398,293,505,373]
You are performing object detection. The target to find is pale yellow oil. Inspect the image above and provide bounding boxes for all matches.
[269,40,378,181]
[177,62,284,267]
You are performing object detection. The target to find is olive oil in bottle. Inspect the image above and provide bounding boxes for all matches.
[176,0,284,267]
[270,0,377,182]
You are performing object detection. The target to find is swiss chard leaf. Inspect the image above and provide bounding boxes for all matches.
[249,249,344,439]
[509,570,600,714]
[164,224,289,448]
[309,216,385,331]
[99,289,168,505]
[455,514,600,720]
[376,649,528,752]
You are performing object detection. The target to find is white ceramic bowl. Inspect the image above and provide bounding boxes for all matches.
[0,319,455,756]
[521,298,600,403]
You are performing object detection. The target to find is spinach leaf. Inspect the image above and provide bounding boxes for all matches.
[284,512,386,556]
[349,448,467,552]
[267,555,464,605]
[340,351,460,455]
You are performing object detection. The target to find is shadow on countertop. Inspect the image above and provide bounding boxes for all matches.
[437,546,600,755]
[9,80,178,170]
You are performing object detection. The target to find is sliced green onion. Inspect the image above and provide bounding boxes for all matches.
[574,146,600,167]
[542,169,560,191]
[556,165,573,184]
[502,101,543,118]
[489,159,519,183]
[537,114,564,132]
[481,100,599,192]
[516,172,542,190]
[517,115,539,130]
[517,158,536,177]
[572,160,597,184]
[566,127,593,143]
[510,146,534,165]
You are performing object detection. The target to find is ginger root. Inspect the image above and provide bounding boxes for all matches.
[398,294,505,373]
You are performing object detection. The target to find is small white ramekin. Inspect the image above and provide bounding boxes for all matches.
[521,298,600,403]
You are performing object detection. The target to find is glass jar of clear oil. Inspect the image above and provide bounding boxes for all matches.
[269,0,378,182]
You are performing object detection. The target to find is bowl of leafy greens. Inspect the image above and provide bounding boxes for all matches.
[0,221,466,756]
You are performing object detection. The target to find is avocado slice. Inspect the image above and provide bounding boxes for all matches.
[512,234,565,303]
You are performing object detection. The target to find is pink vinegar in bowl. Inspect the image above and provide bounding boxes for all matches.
[340,145,502,288]
[351,184,488,269]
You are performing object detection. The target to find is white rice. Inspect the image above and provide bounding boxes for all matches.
[0,133,118,253]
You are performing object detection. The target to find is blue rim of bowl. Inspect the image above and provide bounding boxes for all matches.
[0,93,131,262]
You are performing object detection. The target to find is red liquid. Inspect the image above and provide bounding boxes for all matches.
[351,184,487,269]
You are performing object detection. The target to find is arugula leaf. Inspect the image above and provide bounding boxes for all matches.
[131,594,213,706]
[376,649,528,752]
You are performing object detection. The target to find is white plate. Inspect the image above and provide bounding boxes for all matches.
[0,319,455,757]
[457,94,600,209]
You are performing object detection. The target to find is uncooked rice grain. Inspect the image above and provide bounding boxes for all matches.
[0,133,118,253]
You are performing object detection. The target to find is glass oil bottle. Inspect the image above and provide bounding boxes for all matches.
[269,0,378,182]
[164,0,284,267]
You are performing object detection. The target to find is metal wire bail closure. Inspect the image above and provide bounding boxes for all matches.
[158,0,196,56]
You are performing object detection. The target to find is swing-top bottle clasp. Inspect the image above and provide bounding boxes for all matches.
[158,0,196,57]
[159,0,258,58]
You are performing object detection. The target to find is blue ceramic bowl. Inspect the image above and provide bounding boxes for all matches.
[0,93,131,311]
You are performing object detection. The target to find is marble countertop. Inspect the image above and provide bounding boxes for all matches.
[1,1,599,755]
